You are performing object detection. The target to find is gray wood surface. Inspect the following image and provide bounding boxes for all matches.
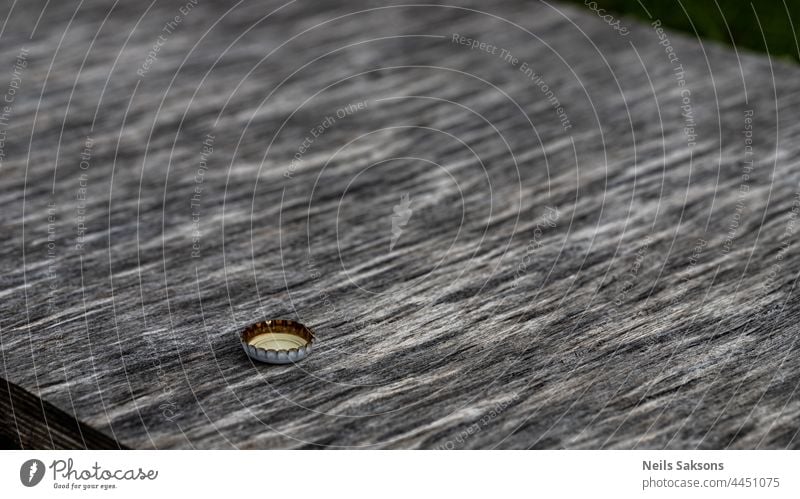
[1,0,799,449]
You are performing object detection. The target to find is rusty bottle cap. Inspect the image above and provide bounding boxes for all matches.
[240,319,315,364]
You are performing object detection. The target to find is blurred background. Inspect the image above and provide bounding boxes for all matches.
[565,0,800,62]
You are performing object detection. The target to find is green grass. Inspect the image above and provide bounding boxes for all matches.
[565,0,800,62]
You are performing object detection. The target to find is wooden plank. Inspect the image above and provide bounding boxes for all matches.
[0,0,799,449]
[0,378,124,449]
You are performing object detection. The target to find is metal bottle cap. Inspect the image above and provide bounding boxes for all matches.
[240,319,315,364]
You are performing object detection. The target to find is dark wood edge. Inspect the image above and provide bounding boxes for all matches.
[0,377,126,450]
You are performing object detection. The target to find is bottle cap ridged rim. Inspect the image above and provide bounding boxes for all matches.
[240,319,315,364]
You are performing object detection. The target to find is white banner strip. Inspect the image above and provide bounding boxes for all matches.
[1,450,797,498]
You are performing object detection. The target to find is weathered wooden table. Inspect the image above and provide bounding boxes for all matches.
[1,0,799,449]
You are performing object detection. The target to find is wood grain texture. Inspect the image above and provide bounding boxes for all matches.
[1,0,799,449]
[0,378,124,449]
